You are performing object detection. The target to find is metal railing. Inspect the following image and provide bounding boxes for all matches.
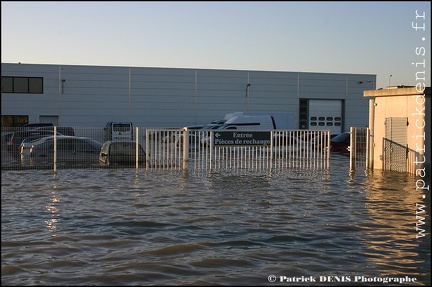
[145,129,330,172]
[2,127,331,172]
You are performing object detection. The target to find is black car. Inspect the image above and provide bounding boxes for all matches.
[32,126,75,136]
[2,123,54,146]
[99,141,146,167]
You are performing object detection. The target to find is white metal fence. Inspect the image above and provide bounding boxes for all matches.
[2,127,331,173]
[145,129,330,172]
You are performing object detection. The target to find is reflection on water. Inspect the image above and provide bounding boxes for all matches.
[1,155,430,286]
[361,172,431,279]
[44,189,61,236]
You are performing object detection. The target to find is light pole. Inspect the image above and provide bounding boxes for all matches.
[246,83,251,111]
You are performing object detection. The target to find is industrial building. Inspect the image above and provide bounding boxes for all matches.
[1,63,376,133]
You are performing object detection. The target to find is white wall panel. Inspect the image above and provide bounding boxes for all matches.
[1,63,375,129]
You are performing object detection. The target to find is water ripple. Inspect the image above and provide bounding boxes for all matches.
[1,155,430,285]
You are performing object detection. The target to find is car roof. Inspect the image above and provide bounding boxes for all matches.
[32,135,94,142]
[21,123,53,127]
[210,119,226,124]
[105,140,137,143]
[104,140,143,145]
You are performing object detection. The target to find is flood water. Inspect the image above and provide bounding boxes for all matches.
[1,154,430,286]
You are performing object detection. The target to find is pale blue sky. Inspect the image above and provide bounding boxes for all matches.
[1,1,430,89]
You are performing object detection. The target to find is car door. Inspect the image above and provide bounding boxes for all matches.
[74,139,100,164]
[56,138,75,162]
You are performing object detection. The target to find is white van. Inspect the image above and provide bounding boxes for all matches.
[104,122,133,141]
[218,115,276,130]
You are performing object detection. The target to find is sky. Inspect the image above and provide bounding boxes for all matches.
[1,1,430,89]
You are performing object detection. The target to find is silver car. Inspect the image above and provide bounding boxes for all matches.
[19,134,67,157]
[29,136,102,166]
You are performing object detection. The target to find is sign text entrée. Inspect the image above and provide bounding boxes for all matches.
[213,131,271,146]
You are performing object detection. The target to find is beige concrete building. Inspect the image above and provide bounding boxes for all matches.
[364,86,431,175]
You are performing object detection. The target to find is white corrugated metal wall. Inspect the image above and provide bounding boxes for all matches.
[1,63,375,130]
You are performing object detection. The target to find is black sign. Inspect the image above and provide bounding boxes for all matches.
[213,131,271,146]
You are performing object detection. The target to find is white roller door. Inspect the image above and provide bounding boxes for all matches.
[308,100,343,134]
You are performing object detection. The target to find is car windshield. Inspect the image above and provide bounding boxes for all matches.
[331,133,349,142]
[21,136,41,143]
[87,139,102,149]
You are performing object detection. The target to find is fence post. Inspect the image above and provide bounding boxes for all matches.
[145,129,149,171]
[327,130,330,169]
[53,126,57,173]
[136,127,139,170]
[209,131,213,172]
[270,130,273,173]
[349,127,354,172]
[183,127,188,170]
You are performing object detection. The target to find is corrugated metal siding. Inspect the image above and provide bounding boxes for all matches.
[1,63,375,129]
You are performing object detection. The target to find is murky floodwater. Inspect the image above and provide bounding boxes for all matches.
[1,154,430,286]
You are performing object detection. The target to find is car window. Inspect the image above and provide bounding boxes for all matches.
[57,139,75,151]
[74,140,87,151]
[73,139,99,151]
[22,136,38,143]
[87,139,102,150]
[331,133,350,142]
[112,124,131,132]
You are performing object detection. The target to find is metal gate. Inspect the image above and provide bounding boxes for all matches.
[349,127,369,172]
[383,117,408,173]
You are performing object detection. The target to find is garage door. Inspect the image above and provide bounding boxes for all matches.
[308,100,343,135]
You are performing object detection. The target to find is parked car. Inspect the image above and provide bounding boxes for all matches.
[202,119,226,130]
[6,129,62,157]
[217,115,276,130]
[29,136,102,165]
[32,126,75,136]
[330,132,367,154]
[329,132,350,152]
[104,122,133,141]
[184,125,206,130]
[2,133,12,145]
[21,123,54,128]
[2,122,54,146]
[99,141,145,167]
[19,134,55,157]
